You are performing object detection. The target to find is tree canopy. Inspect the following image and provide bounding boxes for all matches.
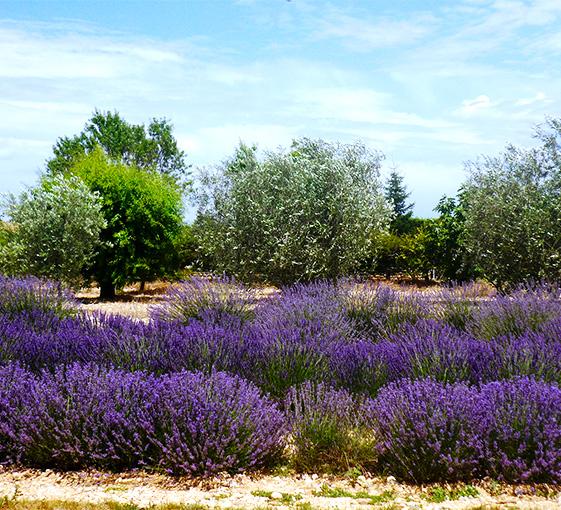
[0,175,105,288]
[47,110,189,183]
[71,148,184,298]
[462,119,561,289]
[195,138,391,283]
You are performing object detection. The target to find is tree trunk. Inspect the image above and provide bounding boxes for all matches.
[139,281,146,292]
[99,280,116,300]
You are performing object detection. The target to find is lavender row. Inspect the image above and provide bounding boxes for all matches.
[0,363,285,475]
[372,377,561,483]
[153,277,561,341]
[3,275,560,342]
[1,363,560,483]
[4,309,561,397]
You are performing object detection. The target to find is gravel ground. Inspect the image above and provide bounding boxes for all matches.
[1,469,560,509]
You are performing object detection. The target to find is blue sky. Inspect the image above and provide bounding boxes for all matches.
[0,0,560,217]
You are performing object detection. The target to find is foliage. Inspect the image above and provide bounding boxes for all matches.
[424,195,476,282]
[47,110,189,183]
[70,149,183,298]
[195,139,391,283]
[0,175,105,288]
[171,223,205,273]
[0,364,285,475]
[479,377,561,482]
[462,119,561,289]
[285,382,375,472]
[384,171,414,235]
[372,379,484,482]
[151,275,257,324]
[0,275,78,318]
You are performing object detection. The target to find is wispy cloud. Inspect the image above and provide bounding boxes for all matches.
[1,1,561,217]
[515,91,547,106]
[315,11,436,50]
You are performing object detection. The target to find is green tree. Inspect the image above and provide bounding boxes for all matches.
[423,194,476,282]
[195,139,391,283]
[47,110,189,183]
[462,119,561,289]
[384,171,414,234]
[71,149,184,299]
[0,175,105,288]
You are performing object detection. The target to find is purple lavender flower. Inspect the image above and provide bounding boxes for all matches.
[0,275,78,318]
[150,275,257,324]
[0,364,286,475]
[478,377,561,482]
[371,378,484,482]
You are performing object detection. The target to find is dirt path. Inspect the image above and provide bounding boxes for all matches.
[0,469,560,509]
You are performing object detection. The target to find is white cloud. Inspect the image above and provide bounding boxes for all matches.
[457,95,494,115]
[515,91,547,106]
[316,11,435,50]
[288,87,454,129]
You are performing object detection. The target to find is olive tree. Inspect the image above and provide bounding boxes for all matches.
[0,175,105,288]
[462,119,561,289]
[195,138,391,283]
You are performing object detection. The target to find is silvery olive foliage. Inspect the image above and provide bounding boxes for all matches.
[0,174,105,288]
[462,118,561,289]
[195,138,391,283]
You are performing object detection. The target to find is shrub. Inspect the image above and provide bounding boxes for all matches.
[0,364,286,475]
[254,280,356,341]
[70,148,184,299]
[489,332,561,384]
[479,378,561,482]
[244,322,331,399]
[285,382,375,472]
[149,370,286,475]
[328,340,398,397]
[340,281,426,339]
[0,175,105,289]
[151,275,257,324]
[387,320,493,384]
[0,275,78,318]
[462,119,561,289]
[372,379,483,482]
[467,283,561,340]
[0,363,157,469]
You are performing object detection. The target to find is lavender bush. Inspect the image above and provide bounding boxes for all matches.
[340,281,426,339]
[150,275,257,324]
[0,275,78,318]
[0,364,286,475]
[328,340,398,396]
[285,382,375,472]
[372,379,484,482]
[467,284,561,340]
[479,378,561,482]
[387,320,494,384]
[151,370,286,475]
[0,363,157,469]
[254,280,357,341]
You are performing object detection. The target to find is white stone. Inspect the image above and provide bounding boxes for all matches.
[270,491,283,500]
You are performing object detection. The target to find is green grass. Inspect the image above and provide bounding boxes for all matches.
[250,490,303,504]
[313,484,395,504]
[423,484,479,503]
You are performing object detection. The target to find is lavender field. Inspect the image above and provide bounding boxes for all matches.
[1,275,561,485]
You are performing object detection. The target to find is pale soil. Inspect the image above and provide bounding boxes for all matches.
[1,468,560,509]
